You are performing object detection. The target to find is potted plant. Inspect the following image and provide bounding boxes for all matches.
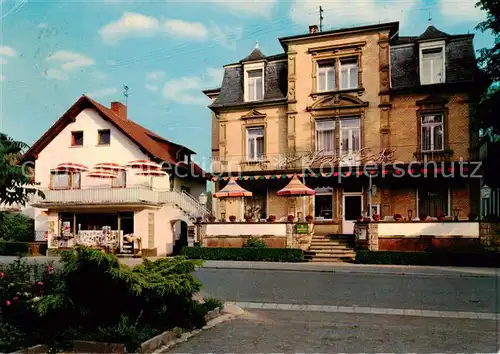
[244,214,253,222]
[373,213,381,221]
[419,213,427,221]
[287,214,295,222]
[468,213,477,221]
[229,215,236,222]
[267,215,276,222]
[305,215,314,223]
[356,216,363,222]
[393,213,402,221]
[437,213,446,221]
[208,215,216,222]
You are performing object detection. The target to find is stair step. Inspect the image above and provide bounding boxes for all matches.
[309,248,353,253]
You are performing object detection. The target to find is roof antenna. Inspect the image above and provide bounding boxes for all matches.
[319,6,324,32]
[123,85,129,106]
[255,40,259,49]
[428,12,432,26]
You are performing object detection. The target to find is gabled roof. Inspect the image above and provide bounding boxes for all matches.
[240,47,266,62]
[418,25,449,41]
[23,95,208,178]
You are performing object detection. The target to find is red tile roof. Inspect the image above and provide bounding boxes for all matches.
[24,95,208,179]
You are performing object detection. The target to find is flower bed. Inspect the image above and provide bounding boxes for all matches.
[0,247,221,353]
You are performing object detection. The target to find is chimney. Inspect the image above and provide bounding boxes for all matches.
[309,25,319,34]
[110,101,127,119]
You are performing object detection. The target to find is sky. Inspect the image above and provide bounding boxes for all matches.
[0,0,493,171]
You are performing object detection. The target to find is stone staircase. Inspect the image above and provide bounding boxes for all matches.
[305,234,356,262]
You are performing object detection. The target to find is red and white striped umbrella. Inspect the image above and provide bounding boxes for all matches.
[51,162,89,172]
[134,170,167,177]
[87,170,118,179]
[126,160,162,170]
[93,162,127,172]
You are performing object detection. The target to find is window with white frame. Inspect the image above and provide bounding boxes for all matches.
[317,61,335,92]
[315,119,335,155]
[246,69,264,101]
[421,114,444,152]
[340,118,361,156]
[111,170,126,188]
[50,171,81,190]
[246,126,264,161]
[339,57,359,90]
[420,45,445,85]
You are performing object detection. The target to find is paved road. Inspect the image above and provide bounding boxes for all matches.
[195,268,500,313]
[165,310,499,353]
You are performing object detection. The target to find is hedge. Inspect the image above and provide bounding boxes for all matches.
[0,241,47,256]
[356,250,500,268]
[181,247,304,262]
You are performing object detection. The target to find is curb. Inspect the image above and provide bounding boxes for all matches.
[151,303,244,354]
[199,263,498,278]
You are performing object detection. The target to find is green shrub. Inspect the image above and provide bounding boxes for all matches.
[203,296,224,311]
[356,250,500,268]
[1,247,211,352]
[181,247,304,262]
[242,237,267,248]
[0,212,34,242]
[0,241,48,256]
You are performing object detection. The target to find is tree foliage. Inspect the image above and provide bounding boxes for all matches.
[475,0,500,137]
[0,212,34,242]
[0,133,43,206]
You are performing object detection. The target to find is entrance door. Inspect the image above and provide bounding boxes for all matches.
[342,193,363,234]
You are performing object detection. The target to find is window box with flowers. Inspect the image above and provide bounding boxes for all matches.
[229,215,236,222]
[372,213,381,222]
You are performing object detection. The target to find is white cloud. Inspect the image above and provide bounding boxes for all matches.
[44,68,68,80]
[164,19,208,39]
[37,23,48,28]
[440,0,485,23]
[47,50,95,70]
[290,0,417,29]
[145,84,159,92]
[99,12,235,47]
[146,71,165,80]
[99,12,160,44]
[86,87,118,98]
[210,22,243,50]
[163,67,223,105]
[0,46,16,57]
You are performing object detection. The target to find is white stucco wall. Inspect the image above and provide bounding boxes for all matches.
[377,222,480,237]
[205,223,288,236]
[173,177,206,199]
[34,108,169,190]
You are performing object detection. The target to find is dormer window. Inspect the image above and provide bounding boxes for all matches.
[419,41,445,85]
[244,63,264,102]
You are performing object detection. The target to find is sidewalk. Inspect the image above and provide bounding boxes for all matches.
[1,256,497,277]
[199,260,499,277]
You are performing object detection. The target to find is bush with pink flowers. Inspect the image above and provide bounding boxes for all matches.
[0,247,218,353]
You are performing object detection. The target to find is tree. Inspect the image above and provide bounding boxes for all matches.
[475,0,500,138]
[0,133,42,205]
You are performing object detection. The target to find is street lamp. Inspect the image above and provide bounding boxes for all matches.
[407,209,413,221]
[198,192,207,206]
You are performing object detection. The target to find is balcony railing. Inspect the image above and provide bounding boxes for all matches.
[34,186,161,205]
[31,186,209,219]
[211,150,369,173]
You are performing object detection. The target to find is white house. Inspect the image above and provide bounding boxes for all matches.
[24,95,209,256]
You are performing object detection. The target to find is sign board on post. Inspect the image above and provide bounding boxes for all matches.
[295,223,309,234]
